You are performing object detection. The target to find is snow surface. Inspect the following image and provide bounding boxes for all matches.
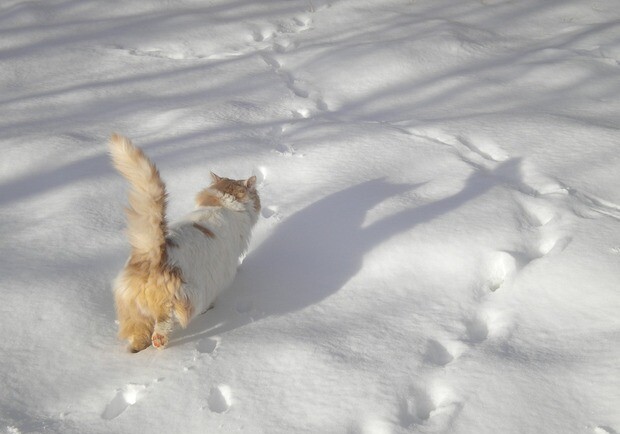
[1,0,619,433]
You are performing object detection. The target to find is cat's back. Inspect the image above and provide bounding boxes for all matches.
[165,206,254,277]
[167,208,229,261]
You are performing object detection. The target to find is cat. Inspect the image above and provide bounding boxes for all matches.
[109,134,260,352]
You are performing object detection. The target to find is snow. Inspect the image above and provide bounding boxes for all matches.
[1,0,619,433]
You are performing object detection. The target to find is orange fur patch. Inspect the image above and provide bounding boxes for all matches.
[195,190,222,207]
[115,257,184,352]
[173,295,194,328]
[197,177,261,212]
[212,178,249,200]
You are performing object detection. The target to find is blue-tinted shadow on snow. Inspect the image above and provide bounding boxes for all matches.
[172,158,523,345]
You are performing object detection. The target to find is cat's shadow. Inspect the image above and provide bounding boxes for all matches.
[171,177,417,346]
[172,159,521,346]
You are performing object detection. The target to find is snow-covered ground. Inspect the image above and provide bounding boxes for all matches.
[1,0,619,433]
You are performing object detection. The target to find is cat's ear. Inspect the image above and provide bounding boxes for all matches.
[245,176,257,190]
[211,172,223,183]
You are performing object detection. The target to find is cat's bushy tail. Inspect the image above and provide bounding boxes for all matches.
[109,134,169,268]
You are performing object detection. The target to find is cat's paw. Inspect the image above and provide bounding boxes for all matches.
[151,332,168,349]
[128,334,152,353]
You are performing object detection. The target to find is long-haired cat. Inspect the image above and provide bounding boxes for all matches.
[109,134,260,352]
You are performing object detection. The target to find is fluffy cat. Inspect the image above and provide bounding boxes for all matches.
[109,134,260,352]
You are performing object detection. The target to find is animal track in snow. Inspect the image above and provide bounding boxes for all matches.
[397,386,435,427]
[275,142,298,156]
[594,426,618,434]
[251,28,276,43]
[263,125,301,157]
[207,385,231,413]
[464,315,489,343]
[113,12,314,63]
[570,45,620,67]
[407,129,508,170]
[465,308,517,343]
[514,195,572,264]
[265,124,284,144]
[398,384,462,429]
[482,251,517,292]
[250,13,312,47]
[275,14,314,35]
[197,337,220,354]
[251,9,327,121]
[261,205,282,221]
[111,45,250,61]
[537,235,572,256]
[562,184,620,221]
[457,135,508,163]
[293,107,312,118]
[525,225,571,261]
[259,52,327,113]
[293,15,313,31]
[517,197,556,228]
[424,339,457,366]
[112,45,189,60]
[101,382,150,420]
[273,38,299,53]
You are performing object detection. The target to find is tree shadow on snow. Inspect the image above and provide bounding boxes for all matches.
[172,158,523,346]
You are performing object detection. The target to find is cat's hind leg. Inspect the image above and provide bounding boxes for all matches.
[120,315,154,353]
[151,314,174,349]
[115,298,154,352]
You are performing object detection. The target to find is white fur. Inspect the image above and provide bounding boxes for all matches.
[168,204,259,319]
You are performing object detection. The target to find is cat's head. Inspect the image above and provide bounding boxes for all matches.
[196,172,260,212]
